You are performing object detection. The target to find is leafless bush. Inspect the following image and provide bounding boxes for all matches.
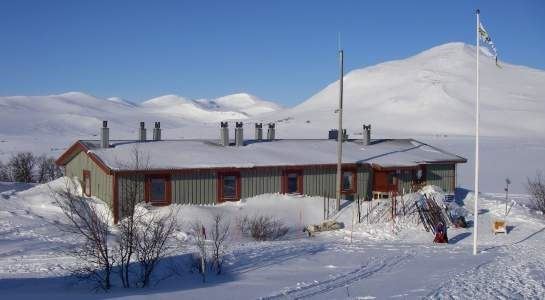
[238,215,288,241]
[51,178,114,291]
[527,172,545,214]
[0,161,8,181]
[8,152,35,183]
[209,213,230,275]
[115,150,146,289]
[36,155,63,183]
[190,221,208,282]
[134,209,177,287]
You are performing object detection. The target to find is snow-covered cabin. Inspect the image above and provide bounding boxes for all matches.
[56,121,466,223]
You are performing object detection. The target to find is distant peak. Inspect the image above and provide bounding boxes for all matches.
[142,94,191,106]
[56,91,96,98]
[412,42,476,59]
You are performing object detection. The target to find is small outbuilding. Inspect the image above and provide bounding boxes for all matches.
[56,121,466,223]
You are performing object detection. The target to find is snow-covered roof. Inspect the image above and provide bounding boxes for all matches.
[78,139,466,171]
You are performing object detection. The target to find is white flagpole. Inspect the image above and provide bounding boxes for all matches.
[336,48,344,212]
[473,9,480,256]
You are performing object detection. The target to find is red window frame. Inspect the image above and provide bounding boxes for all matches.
[217,171,241,203]
[282,169,303,194]
[82,170,91,197]
[341,167,357,194]
[145,174,172,205]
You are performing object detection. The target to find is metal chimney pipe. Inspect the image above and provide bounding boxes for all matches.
[267,123,275,140]
[100,120,109,148]
[138,122,146,142]
[235,122,244,147]
[220,122,229,146]
[255,123,263,140]
[328,129,338,140]
[362,124,371,145]
[153,122,161,141]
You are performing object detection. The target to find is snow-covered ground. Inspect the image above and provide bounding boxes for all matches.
[1,179,544,299]
[1,41,545,298]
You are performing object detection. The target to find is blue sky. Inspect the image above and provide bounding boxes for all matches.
[0,1,544,106]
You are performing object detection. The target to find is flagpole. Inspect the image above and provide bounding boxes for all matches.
[473,9,480,256]
[336,48,344,212]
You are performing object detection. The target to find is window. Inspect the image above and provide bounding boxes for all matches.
[82,170,91,196]
[342,170,356,193]
[283,170,303,194]
[145,175,171,205]
[218,172,240,202]
[150,178,166,203]
[388,172,396,185]
[223,175,237,199]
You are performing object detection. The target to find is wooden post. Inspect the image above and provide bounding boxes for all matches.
[323,193,326,220]
[357,196,361,223]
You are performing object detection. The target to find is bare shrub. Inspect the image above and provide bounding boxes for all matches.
[190,221,208,282]
[8,152,35,183]
[0,161,8,181]
[527,172,545,214]
[115,146,148,288]
[238,215,288,241]
[36,155,63,183]
[51,178,114,291]
[209,213,230,275]
[134,209,177,287]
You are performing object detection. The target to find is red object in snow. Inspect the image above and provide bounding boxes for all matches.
[433,222,448,243]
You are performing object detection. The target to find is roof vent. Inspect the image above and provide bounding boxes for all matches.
[100,120,109,148]
[362,124,371,145]
[255,123,263,141]
[235,122,244,147]
[267,123,275,140]
[328,129,347,141]
[139,122,146,142]
[153,122,161,141]
[220,122,229,146]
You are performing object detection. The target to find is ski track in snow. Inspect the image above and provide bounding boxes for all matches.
[261,252,414,300]
[427,229,545,299]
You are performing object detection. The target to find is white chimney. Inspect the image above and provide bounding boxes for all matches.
[220,122,229,146]
[267,123,275,140]
[153,122,161,141]
[138,122,146,142]
[255,123,263,140]
[100,120,109,148]
[235,122,244,147]
[363,124,371,145]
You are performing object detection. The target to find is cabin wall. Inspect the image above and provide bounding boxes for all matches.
[357,166,372,200]
[117,174,145,216]
[241,168,282,198]
[426,164,456,194]
[172,171,217,205]
[302,166,336,197]
[64,151,113,206]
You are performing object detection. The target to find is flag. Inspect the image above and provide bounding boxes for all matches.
[478,22,500,67]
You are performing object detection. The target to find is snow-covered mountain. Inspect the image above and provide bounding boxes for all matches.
[1,42,545,166]
[270,42,545,138]
[0,91,281,160]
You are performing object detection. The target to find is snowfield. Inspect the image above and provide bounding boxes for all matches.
[1,41,545,298]
[1,179,544,299]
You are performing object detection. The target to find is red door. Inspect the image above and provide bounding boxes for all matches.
[373,171,389,192]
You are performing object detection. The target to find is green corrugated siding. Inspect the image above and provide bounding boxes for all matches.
[172,170,216,205]
[117,174,145,216]
[64,151,113,206]
[302,166,336,197]
[357,166,372,200]
[397,169,416,194]
[426,164,456,194]
[241,168,281,198]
